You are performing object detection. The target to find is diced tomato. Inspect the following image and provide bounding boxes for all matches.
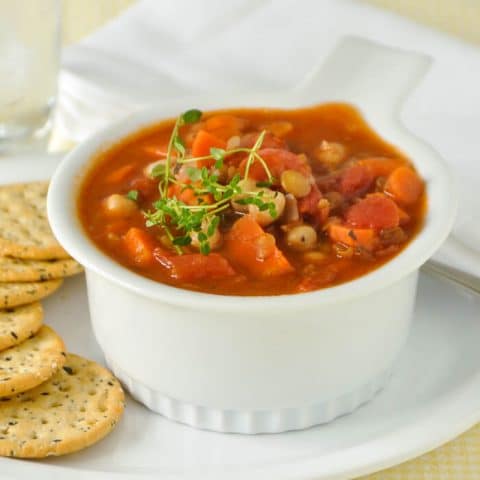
[384,166,424,206]
[240,132,286,150]
[328,223,378,251]
[315,171,342,192]
[123,228,157,266]
[129,176,158,199]
[204,115,244,140]
[339,164,373,197]
[239,148,310,181]
[346,195,400,230]
[225,216,294,277]
[298,184,323,218]
[191,130,226,167]
[357,157,403,178]
[155,253,235,281]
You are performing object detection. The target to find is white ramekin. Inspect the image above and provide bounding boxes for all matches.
[47,40,456,433]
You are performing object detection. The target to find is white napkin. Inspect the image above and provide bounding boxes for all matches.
[58,0,480,275]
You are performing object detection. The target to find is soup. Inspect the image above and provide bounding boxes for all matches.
[78,103,426,296]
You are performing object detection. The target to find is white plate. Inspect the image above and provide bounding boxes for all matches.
[2,156,480,480]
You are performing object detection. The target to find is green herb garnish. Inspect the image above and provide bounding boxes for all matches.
[210,147,225,169]
[162,109,203,196]
[145,109,276,255]
[126,190,139,201]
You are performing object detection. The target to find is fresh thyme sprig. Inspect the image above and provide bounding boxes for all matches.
[144,109,278,254]
[161,108,202,196]
[125,190,138,201]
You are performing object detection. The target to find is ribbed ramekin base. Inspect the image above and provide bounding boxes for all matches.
[106,358,391,434]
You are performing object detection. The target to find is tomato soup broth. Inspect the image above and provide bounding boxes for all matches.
[78,103,426,296]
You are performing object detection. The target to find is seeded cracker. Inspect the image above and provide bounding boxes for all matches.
[0,325,65,396]
[0,302,43,351]
[0,279,62,308]
[0,353,125,458]
[0,182,69,260]
[0,257,83,283]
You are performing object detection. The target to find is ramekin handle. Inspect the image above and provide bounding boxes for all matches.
[294,36,432,115]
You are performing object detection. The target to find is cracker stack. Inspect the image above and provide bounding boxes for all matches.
[0,182,81,312]
[0,182,125,458]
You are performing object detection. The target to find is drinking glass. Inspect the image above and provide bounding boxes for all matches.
[0,0,61,153]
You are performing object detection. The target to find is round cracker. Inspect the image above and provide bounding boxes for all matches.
[0,353,124,458]
[0,325,65,396]
[0,279,63,308]
[0,303,43,351]
[0,182,69,260]
[0,257,83,283]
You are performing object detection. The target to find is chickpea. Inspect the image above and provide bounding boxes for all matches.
[314,141,347,169]
[248,190,285,227]
[226,135,241,150]
[239,178,258,192]
[103,194,137,217]
[280,170,311,198]
[317,198,330,223]
[144,159,167,178]
[283,193,300,223]
[231,178,258,213]
[191,220,223,251]
[286,225,317,251]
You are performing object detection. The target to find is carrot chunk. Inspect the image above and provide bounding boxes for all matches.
[397,206,410,225]
[384,166,424,206]
[123,228,157,266]
[328,223,377,250]
[357,157,403,178]
[167,182,212,206]
[155,253,235,281]
[225,216,294,277]
[346,196,399,230]
[191,130,226,167]
[205,115,244,140]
